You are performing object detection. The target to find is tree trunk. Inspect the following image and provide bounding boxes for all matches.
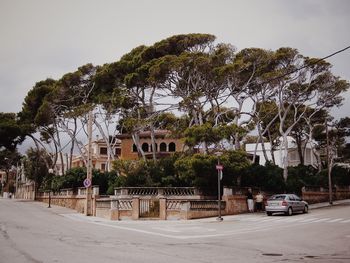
[282,135,289,182]
[150,125,157,161]
[295,135,304,165]
[132,132,146,161]
[267,130,276,165]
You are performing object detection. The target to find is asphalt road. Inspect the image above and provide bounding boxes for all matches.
[1,198,350,263]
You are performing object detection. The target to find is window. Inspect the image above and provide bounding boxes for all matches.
[169,142,176,152]
[289,151,298,161]
[100,147,107,155]
[115,148,121,156]
[150,143,158,152]
[132,144,138,152]
[142,142,149,152]
[160,142,167,152]
[101,163,106,171]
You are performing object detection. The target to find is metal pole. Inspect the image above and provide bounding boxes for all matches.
[15,163,19,199]
[48,190,51,208]
[325,120,333,205]
[85,110,93,216]
[217,158,223,221]
[47,168,53,208]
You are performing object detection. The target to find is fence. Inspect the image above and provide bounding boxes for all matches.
[33,186,256,220]
[31,184,350,220]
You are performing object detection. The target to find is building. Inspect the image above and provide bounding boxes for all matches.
[116,130,185,160]
[71,137,121,172]
[245,137,318,168]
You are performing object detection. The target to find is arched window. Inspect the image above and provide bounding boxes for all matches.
[150,143,158,152]
[169,142,176,152]
[142,142,149,152]
[160,142,167,152]
[132,144,138,152]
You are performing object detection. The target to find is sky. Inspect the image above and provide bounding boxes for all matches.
[1,0,350,120]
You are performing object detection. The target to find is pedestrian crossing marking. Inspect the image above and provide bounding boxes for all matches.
[327,218,344,223]
[234,215,350,224]
[312,218,331,222]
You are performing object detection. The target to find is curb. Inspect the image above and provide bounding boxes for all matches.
[309,199,350,210]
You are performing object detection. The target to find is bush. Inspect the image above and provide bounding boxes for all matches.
[332,165,350,186]
[242,163,285,193]
[112,155,183,188]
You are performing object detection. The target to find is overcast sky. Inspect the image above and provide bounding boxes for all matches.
[1,0,350,119]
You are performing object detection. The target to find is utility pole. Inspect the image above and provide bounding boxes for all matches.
[215,152,223,221]
[325,119,333,205]
[85,110,93,215]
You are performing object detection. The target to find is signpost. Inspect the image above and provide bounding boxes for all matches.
[83,178,92,188]
[216,162,223,221]
[85,110,93,216]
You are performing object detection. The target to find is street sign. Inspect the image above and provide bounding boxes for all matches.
[216,164,224,170]
[83,178,91,188]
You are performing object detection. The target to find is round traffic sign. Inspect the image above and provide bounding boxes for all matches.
[83,178,91,188]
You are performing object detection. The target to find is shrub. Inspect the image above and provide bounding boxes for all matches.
[242,163,285,193]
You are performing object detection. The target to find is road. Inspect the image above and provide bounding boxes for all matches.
[1,199,350,263]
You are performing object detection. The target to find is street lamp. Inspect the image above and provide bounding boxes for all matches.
[215,152,223,221]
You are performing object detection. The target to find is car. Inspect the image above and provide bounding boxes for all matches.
[265,194,308,216]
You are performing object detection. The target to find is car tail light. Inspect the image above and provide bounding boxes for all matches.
[282,200,288,206]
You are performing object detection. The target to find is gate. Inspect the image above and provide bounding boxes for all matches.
[139,198,160,218]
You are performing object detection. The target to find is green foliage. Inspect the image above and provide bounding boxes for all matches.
[329,165,350,186]
[24,147,52,191]
[285,165,320,194]
[0,113,25,150]
[50,167,119,195]
[112,157,180,188]
[241,163,285,193]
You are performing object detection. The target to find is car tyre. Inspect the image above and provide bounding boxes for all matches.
[285,207,293,216]
[303,205,308,214]
[267,212,272,216]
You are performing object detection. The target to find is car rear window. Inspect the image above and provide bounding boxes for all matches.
[269,195,286,200]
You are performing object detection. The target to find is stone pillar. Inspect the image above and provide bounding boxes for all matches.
[110,199,120,220]
[222,195,235,215]
[180,201,190,220]
[132,198,140,220]
[159,198,167,220]
[223,187,233,196]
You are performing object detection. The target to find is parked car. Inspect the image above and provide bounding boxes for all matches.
[265,194,308,216]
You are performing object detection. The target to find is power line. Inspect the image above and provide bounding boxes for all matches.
[258,45,350,86]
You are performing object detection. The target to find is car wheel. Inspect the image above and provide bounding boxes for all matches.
[303,205,308,214]
[267,212,272,216]
[285,207,293,216]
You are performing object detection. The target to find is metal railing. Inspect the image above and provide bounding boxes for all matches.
[114,187,200,197]
[189,200,226,211]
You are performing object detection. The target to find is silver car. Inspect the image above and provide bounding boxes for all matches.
[265,194,308,216]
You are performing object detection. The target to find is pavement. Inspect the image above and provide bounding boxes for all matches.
[308,199,350,209]
[3,196,350,221]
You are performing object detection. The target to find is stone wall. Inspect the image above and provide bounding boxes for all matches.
[302,186,350,204]
[37,196,87,214]
[223,195,248,214]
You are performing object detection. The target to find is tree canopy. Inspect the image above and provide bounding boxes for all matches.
[0,33,349,185]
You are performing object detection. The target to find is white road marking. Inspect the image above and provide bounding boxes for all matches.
[299,218,320,223]
[327,218,344,223]
[312,218,331,223]
[60,213,350,240]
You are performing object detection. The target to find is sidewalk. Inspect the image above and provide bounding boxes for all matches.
[308,199,350,210]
